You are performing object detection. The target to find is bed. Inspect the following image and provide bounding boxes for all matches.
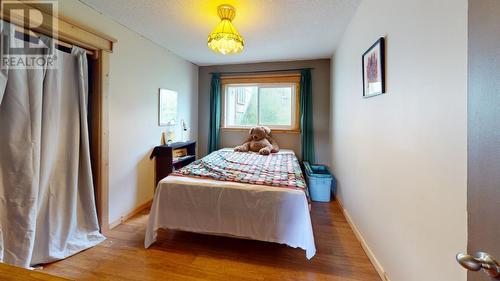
[144,148,316,259]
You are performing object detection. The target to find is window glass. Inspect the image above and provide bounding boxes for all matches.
[258,87,292,126]
[225,85,258,126]
[223,81,298,130]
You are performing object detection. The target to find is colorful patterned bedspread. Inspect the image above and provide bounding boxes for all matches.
[171,151,307,190]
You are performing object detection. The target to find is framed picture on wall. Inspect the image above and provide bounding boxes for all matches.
[158,88,178,126]
[362,37,385,98]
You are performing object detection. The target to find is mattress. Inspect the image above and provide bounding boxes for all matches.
[144,149,316,259]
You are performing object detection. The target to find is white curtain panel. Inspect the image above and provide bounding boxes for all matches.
[0,21,105,268]
[0,21,8,105]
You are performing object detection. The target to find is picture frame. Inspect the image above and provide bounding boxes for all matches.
[158,88,178,126]
[362,37,385,98]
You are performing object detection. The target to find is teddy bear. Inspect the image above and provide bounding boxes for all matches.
[234,126,280,155]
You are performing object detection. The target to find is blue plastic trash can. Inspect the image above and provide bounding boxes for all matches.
[304,161,335,202]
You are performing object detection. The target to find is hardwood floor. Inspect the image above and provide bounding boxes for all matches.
[41,201,380,281]
[0,263,68,281]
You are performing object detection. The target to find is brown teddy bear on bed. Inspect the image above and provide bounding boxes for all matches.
[234,126,280,155]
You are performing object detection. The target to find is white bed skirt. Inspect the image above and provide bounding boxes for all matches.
[144,175,316,259]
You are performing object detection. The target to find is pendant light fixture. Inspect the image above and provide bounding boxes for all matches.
[207,4,244,55]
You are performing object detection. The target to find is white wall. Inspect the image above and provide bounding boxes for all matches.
[58,1,198,224]
[330,1,467,281]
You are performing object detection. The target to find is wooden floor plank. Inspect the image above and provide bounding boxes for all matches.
[41,200,380,281]
[0,263,69,281]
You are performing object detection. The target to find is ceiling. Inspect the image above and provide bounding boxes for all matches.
[79,0,361,66]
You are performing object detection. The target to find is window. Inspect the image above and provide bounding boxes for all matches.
[236,88,246,105]
[221,74,300,132]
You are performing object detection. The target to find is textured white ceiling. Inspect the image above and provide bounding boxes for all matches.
[79,0,360,66]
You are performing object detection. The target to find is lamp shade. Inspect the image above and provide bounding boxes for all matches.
[207,5,244,55]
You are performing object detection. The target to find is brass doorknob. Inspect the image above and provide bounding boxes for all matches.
[457,252,500,278]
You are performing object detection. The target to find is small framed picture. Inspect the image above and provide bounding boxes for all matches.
[158,88,178,126]
[362,37,385,98]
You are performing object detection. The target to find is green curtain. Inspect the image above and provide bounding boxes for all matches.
[208,73,221,153]
[300,69,315,163]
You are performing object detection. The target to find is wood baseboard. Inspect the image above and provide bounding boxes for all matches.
[336,198,390,281]
[109,200,153,229]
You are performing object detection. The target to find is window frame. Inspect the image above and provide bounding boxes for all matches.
[220,74,301,133]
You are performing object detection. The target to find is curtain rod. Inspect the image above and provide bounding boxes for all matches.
[209,68,313,75]
[10,21,95,57]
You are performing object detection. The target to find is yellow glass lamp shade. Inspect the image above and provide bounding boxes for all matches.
[207,5,244,55]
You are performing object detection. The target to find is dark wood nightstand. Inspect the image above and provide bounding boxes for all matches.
[149,140,196,187]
